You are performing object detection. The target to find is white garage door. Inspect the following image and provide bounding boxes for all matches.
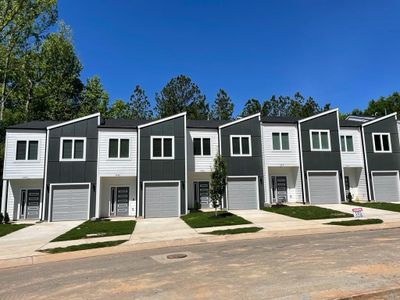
[308,172,340,204]
[227,177,258,209]
[144,182,179,218]
[51,185,90,221]
[372,172,400,202]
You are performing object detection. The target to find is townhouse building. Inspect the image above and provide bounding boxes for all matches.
[1,109,399,222]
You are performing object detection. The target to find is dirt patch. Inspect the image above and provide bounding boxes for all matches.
[348,263,400,276]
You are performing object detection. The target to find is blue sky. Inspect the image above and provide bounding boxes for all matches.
[59,0,400,115]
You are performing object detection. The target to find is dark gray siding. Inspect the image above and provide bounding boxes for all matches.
[363,116,400,199]
[220,117,264,208]
[45,116,99,219]
[300,111,345,202]
[138,116,186,216]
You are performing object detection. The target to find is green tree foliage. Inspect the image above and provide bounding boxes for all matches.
[241,98,261,117]
[363,92,400,116]
[108,99,131,119]
[129,85,153,120]
[155,75,208,119]
[210,155,227,216]
[79,75,109,117]
[0,0,58,120]
[211,89,234,120]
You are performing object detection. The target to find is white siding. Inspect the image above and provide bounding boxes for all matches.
[261,124,300,167]
[340,128,364,167]
[265,166,303,204]
[97,129,137,177]
[187,129,219,172]
[3,130,46,180]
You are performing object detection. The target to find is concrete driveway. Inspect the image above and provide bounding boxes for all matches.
[128,218,198,244]
[0,221,82,260]
[315,203,400,223]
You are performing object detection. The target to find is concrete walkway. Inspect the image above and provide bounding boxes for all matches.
[0,221,82,260]
[315,203,400,223]
[128,217,198,243]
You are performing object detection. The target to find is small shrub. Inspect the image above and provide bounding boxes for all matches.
[4,212,10,224]
[0,213,3,224]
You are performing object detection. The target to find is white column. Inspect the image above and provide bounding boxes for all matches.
[1,180,8,214]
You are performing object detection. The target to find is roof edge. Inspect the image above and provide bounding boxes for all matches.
[219,113,261,129]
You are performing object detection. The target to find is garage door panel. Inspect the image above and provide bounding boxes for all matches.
[308,172,340,204]
[145,182,179,218]
[227,177,258,210]
[373,172,400,202]
[52,185,89,221]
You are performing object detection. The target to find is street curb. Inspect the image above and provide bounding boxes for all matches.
[1,221,400,270]
[334,286,400,299]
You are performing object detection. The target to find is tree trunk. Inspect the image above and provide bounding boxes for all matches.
[0,55,9,121]
[25,78,33,118]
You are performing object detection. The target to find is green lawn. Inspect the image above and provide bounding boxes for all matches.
[41,240,127,254]
[326,219,383,226]
[181,211,251,228]
[203,226,263,235]
[346,202,400,213]
[263,205,353,220]
[0,224,32,237]
[52,220,136,242]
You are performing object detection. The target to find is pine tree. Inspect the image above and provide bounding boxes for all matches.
[211,89,234,120]
[129,85,153,120]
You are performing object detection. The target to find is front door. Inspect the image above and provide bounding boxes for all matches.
[110,187,129,217]
[20,189,40,219]
[194,181,210,209]
[271,176,288,203]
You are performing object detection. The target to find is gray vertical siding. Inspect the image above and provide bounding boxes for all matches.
[220,117,265,208]
[45,116,98,219]
[300,111,345,202]
[138,116,186,216]
[363,116,400,199]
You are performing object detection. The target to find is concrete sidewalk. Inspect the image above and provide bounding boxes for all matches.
[0,221,82,260]
[127,217,198,243]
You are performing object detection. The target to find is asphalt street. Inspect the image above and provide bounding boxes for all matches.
[2,228,400,299]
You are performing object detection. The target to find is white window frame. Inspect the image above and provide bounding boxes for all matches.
[340,135,354,153]
[310,130,331,151]
[15,140,40,161]
[372,133,392,153]
[108,138,131,160]
[272,132,290,151]
[230,135,252,157]
[150,136,175,160]
[193,137,212,157]
[59,137,87,162]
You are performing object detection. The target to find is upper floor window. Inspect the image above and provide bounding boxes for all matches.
[310,130,331,151]
[272,132,289,150]
[151,136,174,159]
[373,133,391,153]
[193,138,211,156]
[16,140,38,161]
[230,135,252,156]
[60,138,86,161]
[340,135,354,152]
[109,138,129,158]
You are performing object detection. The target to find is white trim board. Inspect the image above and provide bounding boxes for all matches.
[230,135,252,157]
[137,112,186,129]
[47,113,100,130]
[361,112,398,127]
[141,180,181,218]
[219,113,261,129]
[298,108,338,124]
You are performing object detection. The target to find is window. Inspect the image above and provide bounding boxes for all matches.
[340,135,354,152]
[16,140,38,160]
[372,133,391,153]
[151,136,174,159]
[108,138,130,159]
[193,138,211,156]
[230,135,252,156]
[310,130,331,151]
[60,138,86,161]
[272,132,290,150]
